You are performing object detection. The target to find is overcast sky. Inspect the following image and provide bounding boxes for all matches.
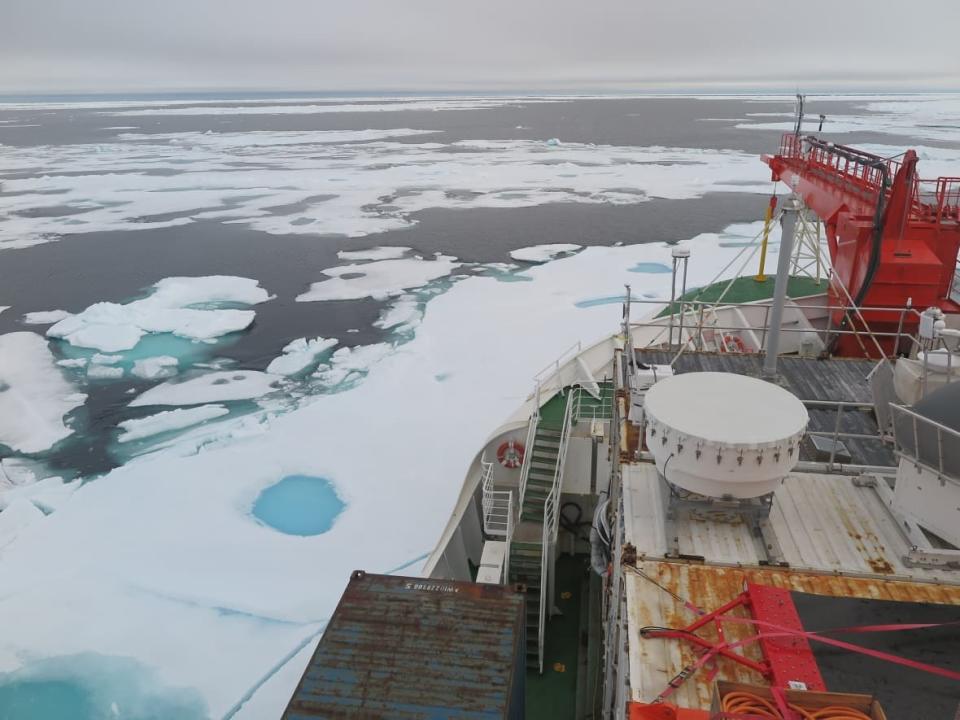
[2,0,958,95]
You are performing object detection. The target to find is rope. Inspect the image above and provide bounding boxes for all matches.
[721,691,873,720]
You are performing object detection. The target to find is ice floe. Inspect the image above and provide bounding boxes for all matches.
[296,256,461,302]
[266,338,338,377]
[312,343,393,388]
[129,371,281,407]
[118,405,230,443]
[132,356,180,380]
[0,332,86,453]
[736,94,960,144]
[87,364,124,380]
[373,297,421,330]
[510,243,582,263]
[336,246,410,261]
[23,309,71,325]
[0,130,770,248]
[47,276,271,352]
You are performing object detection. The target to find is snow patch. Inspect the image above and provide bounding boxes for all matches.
[87,365,124,380]
[313,344,393,388]
[0,332,86,453]
[374,297,421,331]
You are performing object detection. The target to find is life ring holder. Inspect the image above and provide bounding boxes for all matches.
[496,440,525,469]
[720,334,746,353]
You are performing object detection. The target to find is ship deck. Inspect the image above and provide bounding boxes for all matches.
[621,461,960,713]
[635,350,894,467]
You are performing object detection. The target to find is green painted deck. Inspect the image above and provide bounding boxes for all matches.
[657,274,826,317]
[538,391,568,431]
[525,555,586,720]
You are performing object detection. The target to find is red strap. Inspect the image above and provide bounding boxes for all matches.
[716,615,960,682]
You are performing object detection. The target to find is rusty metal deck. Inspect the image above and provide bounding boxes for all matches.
[624,559,960,710]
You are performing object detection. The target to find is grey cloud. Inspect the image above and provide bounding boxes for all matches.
[1,0,958,93]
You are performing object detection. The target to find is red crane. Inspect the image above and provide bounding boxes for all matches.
[763,133,960,357]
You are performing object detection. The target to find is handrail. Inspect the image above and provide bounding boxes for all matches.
[518,381,541,509]
[480,458,514,539]
[538,392,574,673]
[534,341,582,381]
[890,404,960,482]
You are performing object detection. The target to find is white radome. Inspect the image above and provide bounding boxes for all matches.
[644,372,808,498]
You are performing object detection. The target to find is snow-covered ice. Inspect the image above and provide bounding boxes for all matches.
[118,405,230,443]
[0,332,86,453]
[129,371,281,407]
[87,364,124,380]
[296,256,462,302]
[510,243,582,262]
[266,338,338,377]
[337,246,410,261]
[47,276,271,352]
[374,297,421,330]
[0,475,77,515]
[132,356,179,380]
[312,343,393,388]
[23,309,71,325]
[0,130,771,248]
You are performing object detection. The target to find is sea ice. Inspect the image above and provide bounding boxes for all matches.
[129,371,281,407]
[23,309,71,325]
[0,128,771,248]
[118,405,230,443]
[296,256,461,302]
[0,332,86,453]
[0,499,44,548]
[87,365,124,380]
[336,246,410,261]
[0,475,77,514]
[47,276,271,352]
[266,338,338,377]
[374,297,421,330]
[312,343,392,388]
[132,356,180,380]
[57,358,88,369]
[510,244,582,263]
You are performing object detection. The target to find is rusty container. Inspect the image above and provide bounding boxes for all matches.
[282,570,526,719]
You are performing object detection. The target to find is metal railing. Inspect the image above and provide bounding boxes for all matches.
[803,399,888,469]
[534,341,582,382]
[480,457,515,582]
[572,385,614,422]
[625,295,926,360]
[537,393,574,672]
[518,381,541,509]
[890,404,960,482]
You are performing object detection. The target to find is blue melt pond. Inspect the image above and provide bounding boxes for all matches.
[253,475,345,536]
[628,262,672,274]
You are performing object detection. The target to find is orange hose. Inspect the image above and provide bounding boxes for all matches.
[721,691,873,720]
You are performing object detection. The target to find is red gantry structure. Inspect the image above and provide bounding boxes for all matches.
[764,133,960,356]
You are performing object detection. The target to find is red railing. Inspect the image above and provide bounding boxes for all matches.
[776,133,960,224]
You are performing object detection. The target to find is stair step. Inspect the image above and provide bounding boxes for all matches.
[537,428,562,438]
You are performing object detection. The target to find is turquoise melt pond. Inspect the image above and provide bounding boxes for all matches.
[252,475,345,536]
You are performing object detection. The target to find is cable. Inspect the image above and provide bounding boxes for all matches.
[720,691,873,720]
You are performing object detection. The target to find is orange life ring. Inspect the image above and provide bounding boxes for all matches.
[720,334,746,353]
[497,440,525,469]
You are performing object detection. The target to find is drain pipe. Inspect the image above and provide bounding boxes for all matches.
[762,199,799,379]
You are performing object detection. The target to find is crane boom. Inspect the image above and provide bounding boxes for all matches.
[764,133,960,356]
